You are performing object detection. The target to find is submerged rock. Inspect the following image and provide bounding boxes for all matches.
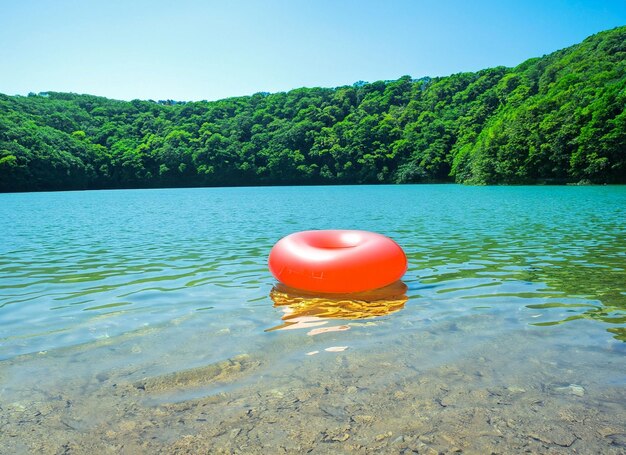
[554,384,585,397]
[133,354,259,392]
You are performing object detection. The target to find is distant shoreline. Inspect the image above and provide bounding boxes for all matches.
[1,180,620,195]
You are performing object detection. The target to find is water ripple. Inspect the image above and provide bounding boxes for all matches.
[0,185,625,359]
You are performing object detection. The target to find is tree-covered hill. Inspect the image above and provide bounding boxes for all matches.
[1,26,624,192]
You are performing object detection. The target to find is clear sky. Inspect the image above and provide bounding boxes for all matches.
[1,0,625,102]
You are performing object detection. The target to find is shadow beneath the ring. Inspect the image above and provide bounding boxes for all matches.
[265,281,408,332]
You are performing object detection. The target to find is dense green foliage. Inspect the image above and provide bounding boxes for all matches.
[1,26,624,192]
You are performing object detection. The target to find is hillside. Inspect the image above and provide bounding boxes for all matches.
[0,26,624,192]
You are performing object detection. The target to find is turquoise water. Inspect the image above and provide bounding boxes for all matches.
[1,185,625,452]
[1,185,624,359]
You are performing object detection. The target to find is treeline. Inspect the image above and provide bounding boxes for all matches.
[1,26,624,192]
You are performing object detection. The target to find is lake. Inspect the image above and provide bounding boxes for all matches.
[1,184,625,453]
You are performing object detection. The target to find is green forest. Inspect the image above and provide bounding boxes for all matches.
[1,26,624,192]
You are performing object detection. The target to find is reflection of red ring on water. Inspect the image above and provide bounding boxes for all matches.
[268,230,407,293]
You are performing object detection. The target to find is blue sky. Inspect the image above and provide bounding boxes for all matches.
[1,0,625,101]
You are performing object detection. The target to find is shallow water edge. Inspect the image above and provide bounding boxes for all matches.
[1,311,625,454]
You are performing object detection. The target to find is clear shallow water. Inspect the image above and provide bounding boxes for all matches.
[1,185,625,453]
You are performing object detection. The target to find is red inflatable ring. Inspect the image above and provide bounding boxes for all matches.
[268,230,407,293]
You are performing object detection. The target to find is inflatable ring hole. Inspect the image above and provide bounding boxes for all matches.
[304,231,363,249]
